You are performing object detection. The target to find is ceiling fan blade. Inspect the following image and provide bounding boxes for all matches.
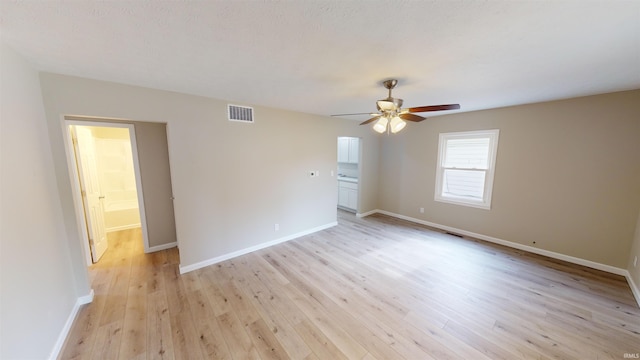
[399,113,426,122]
[359,116,381,125]
[408,104,460,113]
[331,112,372,116]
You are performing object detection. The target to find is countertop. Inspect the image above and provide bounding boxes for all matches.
[337,176,358,183]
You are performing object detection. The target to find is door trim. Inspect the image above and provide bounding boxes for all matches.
[62,118,151,265]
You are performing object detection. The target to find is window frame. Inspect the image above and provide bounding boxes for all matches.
[434,129,500,210]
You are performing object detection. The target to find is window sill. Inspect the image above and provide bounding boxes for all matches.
[435,196,491,210]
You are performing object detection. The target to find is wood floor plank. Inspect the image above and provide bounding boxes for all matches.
[294,319,349,360]
[199,267,234,317]
[162,265,191,315]
[279,282,368,360]
[59,213,640,360]
[242,253,309,326]
[216,311,262,360]
[168,312,205,360]
[247,318,291,360]
[227,258,313,359]
[189,313,232,360]
[118,283,148,360]
[219,280,262,328]
[146,290,175,360]
[91,320,124,360]
[265,250,407,360]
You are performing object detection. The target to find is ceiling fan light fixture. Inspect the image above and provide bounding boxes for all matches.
[373,117,388,133]
[390,116,406,133]
[341,79,461,134]
[376,100,393,112]
[376,98,403,112]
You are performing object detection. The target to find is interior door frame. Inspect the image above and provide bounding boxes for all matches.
[62,118,150,266]
[336,136,363,214]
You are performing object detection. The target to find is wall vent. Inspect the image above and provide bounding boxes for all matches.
[228,104,254,123]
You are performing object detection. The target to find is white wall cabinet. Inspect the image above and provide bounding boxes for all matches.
[337,137,359,163]
[338,180,358,211]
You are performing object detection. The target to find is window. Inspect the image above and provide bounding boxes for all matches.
[435,129,500,209]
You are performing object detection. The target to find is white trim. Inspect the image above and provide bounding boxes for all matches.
[47,289,94,360]
[179,222,337,274]
[77,290,95,305]
[62,118,152,264]
[106,223,142,233]
[61,118,93,266]
[356,209,378,218]
[625,272,640,308]
[365,209,628,276]
[147,242,178,253]
[434,129,500,210]
[367,208,640,308]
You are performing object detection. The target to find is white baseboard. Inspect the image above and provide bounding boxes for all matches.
[179,222,338,274]
[366,210,640,305]
[146,241,178,253]
[48,289,94,360]
[625,272,640,308]
[356,209,378,218]
[370,209,627,275]
[106,223,141,233]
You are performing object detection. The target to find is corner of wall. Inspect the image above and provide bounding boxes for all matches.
[627,210,640,307]
[47,290,94,360]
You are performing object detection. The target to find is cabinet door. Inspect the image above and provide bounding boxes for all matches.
[348,138,359,163]
[338,187,350,207]
[347,188,358,210]
[338,138,350,163]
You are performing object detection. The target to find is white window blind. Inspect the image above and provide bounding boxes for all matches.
[435,130,499,209]
[442,137,490,199]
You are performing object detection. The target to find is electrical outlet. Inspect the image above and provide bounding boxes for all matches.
[274,223,279,231]
[419,207,424,213]
[634,256,638,268]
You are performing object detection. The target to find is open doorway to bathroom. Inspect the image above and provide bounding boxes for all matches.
[68,123,146,264]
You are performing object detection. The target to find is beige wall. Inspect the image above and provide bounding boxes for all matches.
[379,90,640,269]
[133,122,176,248]
[1,44,89,359]
[38,73,380,272]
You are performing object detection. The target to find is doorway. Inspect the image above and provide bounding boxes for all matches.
[64,118,178,267]
[337,136,362,214]
[67,122,148,263]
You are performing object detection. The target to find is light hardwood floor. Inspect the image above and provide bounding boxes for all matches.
[60,211,640,359]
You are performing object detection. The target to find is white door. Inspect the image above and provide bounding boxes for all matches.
[73,127,108,263]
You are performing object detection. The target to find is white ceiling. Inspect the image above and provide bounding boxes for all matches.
[2,1,639,120]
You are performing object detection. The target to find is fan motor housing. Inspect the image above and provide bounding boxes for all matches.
[377,97,403,112]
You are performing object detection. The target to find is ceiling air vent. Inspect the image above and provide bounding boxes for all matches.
[228,104,254,123]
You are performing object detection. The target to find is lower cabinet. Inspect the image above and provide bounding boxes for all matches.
[338,181,358,211]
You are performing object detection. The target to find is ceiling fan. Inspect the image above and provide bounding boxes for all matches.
[332,79,460,134]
